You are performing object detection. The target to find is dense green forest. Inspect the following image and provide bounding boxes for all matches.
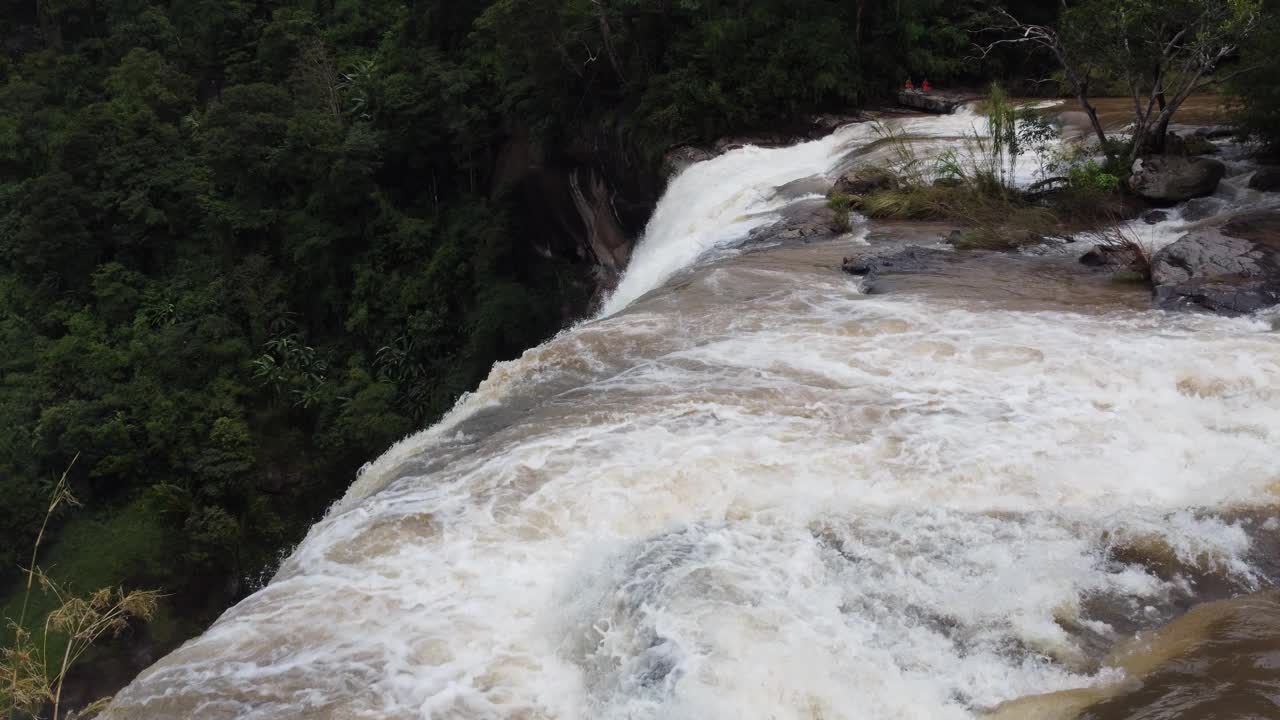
[3,0,1279,708]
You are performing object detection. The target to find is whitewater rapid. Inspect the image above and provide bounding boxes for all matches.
[104,108,1280,720]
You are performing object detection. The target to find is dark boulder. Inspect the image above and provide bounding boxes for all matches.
[1249,167,1280,192]
[1150,211,1280,314]
[1142,210,1171,225]
[1128,155,1226,204]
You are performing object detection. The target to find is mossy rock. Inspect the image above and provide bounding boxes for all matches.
[834,166,899,195]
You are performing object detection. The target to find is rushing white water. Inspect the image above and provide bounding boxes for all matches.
[599,123,874,316]
[104,109,1280,720]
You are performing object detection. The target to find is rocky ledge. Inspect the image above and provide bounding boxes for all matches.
[896,90,970,114]
[1151,211,1280,315]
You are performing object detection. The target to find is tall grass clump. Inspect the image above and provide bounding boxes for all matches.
[827,192,854,232]
[1082,220,1158,281]
[974,82,1022,193]
[1,456,161,720]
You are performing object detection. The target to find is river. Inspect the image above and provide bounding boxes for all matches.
[103,105,1280,720]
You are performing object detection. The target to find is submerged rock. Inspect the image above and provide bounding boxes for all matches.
[1150,211,1280,315]
[1128,155,1226,204]
[1142,210,1171,225]
[1249,167,1280,193]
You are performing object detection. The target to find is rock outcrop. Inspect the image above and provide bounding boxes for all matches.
[1128,155,1226,204]
[1150,211,1280,314]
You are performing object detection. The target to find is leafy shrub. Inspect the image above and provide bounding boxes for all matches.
[1069,160,1121,193]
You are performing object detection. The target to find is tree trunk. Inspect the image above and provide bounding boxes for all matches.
[1078,92,1108,146]
[594,0,626,84]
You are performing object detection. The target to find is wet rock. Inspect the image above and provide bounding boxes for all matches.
[808,113,865,138]
[833,166,898,196]
[713,133,793,153]
[777,221,836,240]
[775,176,834,199]
[945,229,965,246]
[1180,197,1226,222]
[1249,167,1280,192]
[661,145,715,178]
[842,246,950,276]
[1150,211,1280,315]
[760,201,840,243]
[1128,155,1226,204]
[1142,210,1171,225]
[897,90,963,114]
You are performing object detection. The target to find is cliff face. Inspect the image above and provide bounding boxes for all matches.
[494,124,660,310]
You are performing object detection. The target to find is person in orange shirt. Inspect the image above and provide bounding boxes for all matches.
[922,79,931,92]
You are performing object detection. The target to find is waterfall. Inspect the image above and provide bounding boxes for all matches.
[104,110,1280,720]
